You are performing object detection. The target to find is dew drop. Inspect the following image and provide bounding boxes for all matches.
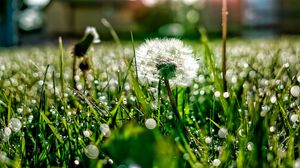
[9,118,22,132]
[84,144,99,159]
[145,118,157,129]
[212,158,221,167]
[290,85,300,97]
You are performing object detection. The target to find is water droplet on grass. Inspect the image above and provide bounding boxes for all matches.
[145,118,156,129]
[218,127,228,139]
[9,118,22,132]
[100,124,110,137]
[4,127,11,137]
[212,159,221,167]
[290,85,300,97]
[205,136,212,144]
[84,144,99,159]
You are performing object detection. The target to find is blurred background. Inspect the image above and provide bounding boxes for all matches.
[0,0,300,47]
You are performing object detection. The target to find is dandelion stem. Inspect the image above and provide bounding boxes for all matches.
[164,79,180,120]
[222,0,228,91]
[72,56,77,89]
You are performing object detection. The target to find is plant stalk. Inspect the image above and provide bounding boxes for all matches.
[164,79,180,120]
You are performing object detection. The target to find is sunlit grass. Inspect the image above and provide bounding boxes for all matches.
[0,36,299,167]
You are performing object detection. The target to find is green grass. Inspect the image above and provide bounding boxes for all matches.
[0,36,300,168]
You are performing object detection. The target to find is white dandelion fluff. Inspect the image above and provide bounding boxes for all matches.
[136,38,199,86]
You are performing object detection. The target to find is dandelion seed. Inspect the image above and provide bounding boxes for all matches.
[136,38,198,86]
[84,144,99,159]
[218,127,228,139]
[290,85,300,97]
[205,136,212,144]
[100,124,110,137]
[212,159,221,167]
[8,118,22,132]
[145,118,157,129]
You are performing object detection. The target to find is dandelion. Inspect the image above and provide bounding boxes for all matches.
[136,38,198,86]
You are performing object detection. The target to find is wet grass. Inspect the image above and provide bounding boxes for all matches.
[0,36,299,167]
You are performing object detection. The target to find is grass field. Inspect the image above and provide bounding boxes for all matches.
[0,36,299,168]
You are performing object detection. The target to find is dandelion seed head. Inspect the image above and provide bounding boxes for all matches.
[145,118,157,129]
[297,76,300,83]
[136,38,198,86]
[290,85,300,97]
